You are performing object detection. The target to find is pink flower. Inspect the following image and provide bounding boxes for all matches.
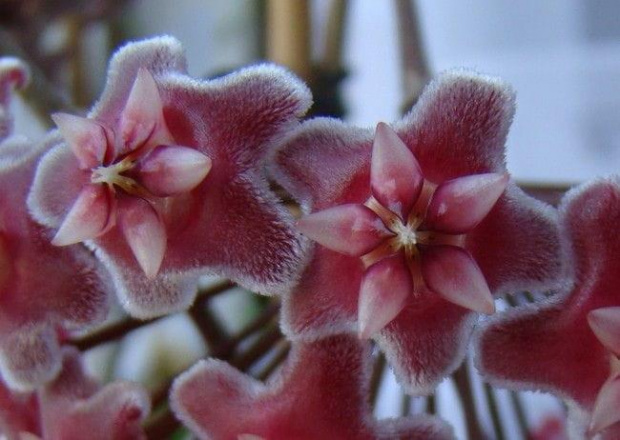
[272,71,562,394]
[0,347,150,440]
[476,178,620,439]
[28,37,311,319]
[171,335,454,440]
[0,58,110,391]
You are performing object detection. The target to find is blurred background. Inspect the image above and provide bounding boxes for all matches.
[2,1,618,438]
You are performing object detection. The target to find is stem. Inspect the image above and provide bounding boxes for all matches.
[144,408,180,440]
[266,0,312,80]
[230,322,283,371]
[188,302,228,350]
[509,391,529,438]
[425,394,436,414]
[453,362,487,440]
[483,382,505,440]
[320,0,348,72]
[72,280,234,351]
[395,0,431,113]
[255,339,291,381]
[369,353,386,408]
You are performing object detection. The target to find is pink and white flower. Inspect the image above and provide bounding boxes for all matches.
[171,335,454,440]
[28,37,312,319]
[476,178,620,439]
[272,71,562,394]
[0,58,110,391]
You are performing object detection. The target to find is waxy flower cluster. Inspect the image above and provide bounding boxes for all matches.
[0,36,618,439]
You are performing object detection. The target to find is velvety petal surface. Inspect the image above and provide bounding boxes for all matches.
[171,335,454,440]
[29,37,312,319]
[0,57,29,139]
[476,178,620,422]
[590,376,620,436]
[0,66,110,391]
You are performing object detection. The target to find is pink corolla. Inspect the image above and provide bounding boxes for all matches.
[28,37,311,318]
[272,71,562,393]
[171,335,454,440]
[476,178,620,439]
[0,58,110,391]
[0,347,150,440]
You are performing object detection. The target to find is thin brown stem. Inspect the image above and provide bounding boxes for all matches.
[484,382,505,440]
[321,0,348,72]
[144,408,180,440]
[425,394,436,415]
[255,339,291,381]
[369,353,386,408]
[230,322,283,371]
[189,303,228,351]
[509,391,529,438]
[453,362,487,440]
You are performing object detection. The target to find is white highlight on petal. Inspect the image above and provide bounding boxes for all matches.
[421,245,495,314]
[588,307,620,356]
[296,204,389,257]
[138,145,212,197]
[425,173,509,234]
[52,185,113,246]
[590,375,620,436]
[238,435,266,440]
[119,198,167,279]
[358,255,411,339]
[120,68,167,150]
[52,113,107,169]
[371,122,424,219]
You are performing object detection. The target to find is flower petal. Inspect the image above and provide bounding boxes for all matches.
[52,185,114,246]
[421,245,495,314]
[371,122,423,218]
[424,173,509,234]
[119,68,169,152]
[118,198,166,279]
[52,113,107,170]
[0,232,11,289]
[137,145,211,197]
[297,204,388,257]
[590,376,620,436]
[358,255,411,339]
[588,307,620,356]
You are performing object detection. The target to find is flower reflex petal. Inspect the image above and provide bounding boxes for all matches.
[52,113,108,169]
[421,245,495,315]
[171,335,454,440]
[28,37,311,319]
[588,307,620,356]
[358,255,412,339]
[371,122,424,218]
[590,375,620,436]
[52,185,114,246]
[425,173,509,234]
[296,204,389,257]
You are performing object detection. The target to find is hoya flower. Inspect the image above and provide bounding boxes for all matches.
[171,335,454,440]
[272,71,562,393]
[0,347,150,440]
[476,178,620,439]
[0,58,110,390]
[28,37,311,318]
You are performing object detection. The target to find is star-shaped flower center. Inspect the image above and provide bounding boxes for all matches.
[50,68,212,279]
[297,123,508,338]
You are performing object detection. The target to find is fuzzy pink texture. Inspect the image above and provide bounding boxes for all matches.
[28,37,312,319]
[476,178,620,439]
[0,58,110,391]
[272,71,562,394]
[171,334,454,440]
[0,347,149,440]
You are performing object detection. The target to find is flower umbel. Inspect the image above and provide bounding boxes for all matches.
[51,68,212,279]
[297,122,507,338]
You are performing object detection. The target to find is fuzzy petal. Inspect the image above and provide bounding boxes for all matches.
[52,113,107,170]
[297,204,388,257]
[171,335,453,440]
[425,173,508,234]
[476,178,620,415]
[588,307,620,356]
[371,122,423,218]
[52,185,114,246]
[119,68,170,151]
[590,376,620,436]
[137,145,211,197]
[118,198,166,279]
[421,245,495,314]
[358,255,411,339]
[0,57,29,140]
